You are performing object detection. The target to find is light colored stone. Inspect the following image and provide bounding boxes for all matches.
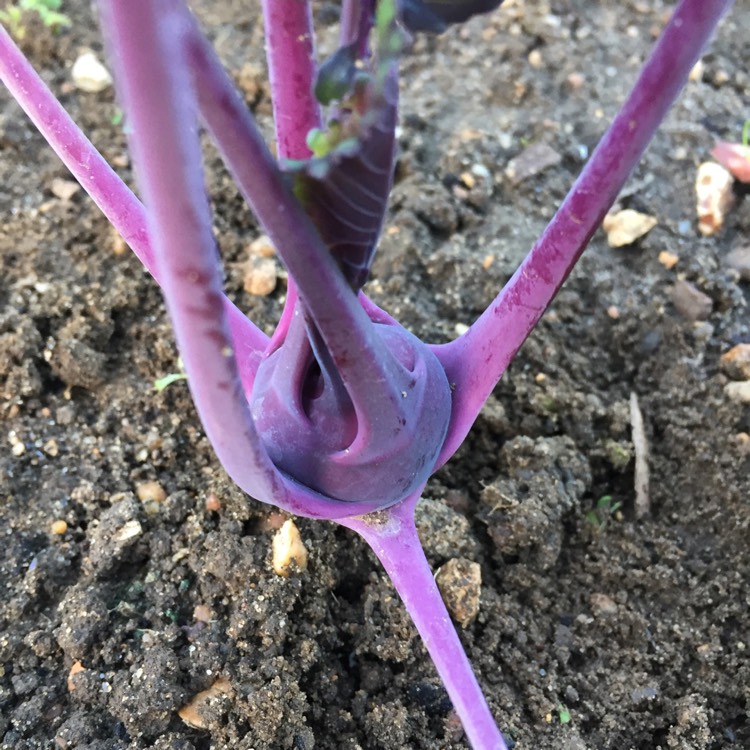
[590,592,618,617]
[711,141,750,183]
[720,344,750,381]
[435,558,481,628]
[113,519,142,543]
[670,280,712,321]
[724,381,750,404]
[695,161,734,236]
[272,519,308,577]
[178,677,233,729]
[602,209,657,247]
[71,52,112,93]
[658,250,679,269]
[505,142,561,184]
[244,257,277,296]
[135,480,166,504]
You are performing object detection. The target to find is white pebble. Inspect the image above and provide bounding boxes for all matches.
[71,52,112,93]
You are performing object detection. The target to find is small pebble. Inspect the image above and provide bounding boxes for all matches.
[193,604,213,623]
[602,209,657,247]
[50,178,80,202]
[589,592,618,617]
[435,558,481,628]
[670,280,712,321]
[505,142,561,185]
[111,228,128,256]
[178,677,233,729]
[67,661,85,692]
[566,72,585,90]
[688,59,704,82]
[272,519,308,576]
[113,519,143,543]
[51,520,68,535]
[244,257,277,296]
[720,344,750,381]
[695,162,734,236]
[135,480,166,504]
[247,234,276,258]
[205,493,222,512]
[527,49,543,69]
[658,250,679,269]
[631,686,659,704]
[724,381,750,404]
[711,141,750,183]
[71,52,113,93]
[725,245,750,281]
[43,439,59,457]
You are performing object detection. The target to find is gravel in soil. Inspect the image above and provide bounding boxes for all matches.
[1,2,748,749]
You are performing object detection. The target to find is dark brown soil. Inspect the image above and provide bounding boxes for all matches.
[1,2,748,749]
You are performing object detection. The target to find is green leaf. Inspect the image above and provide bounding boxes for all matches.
[153,372,187,392]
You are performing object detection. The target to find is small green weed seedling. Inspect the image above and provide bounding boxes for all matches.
[585,494,623,532]
[0,0,70,40]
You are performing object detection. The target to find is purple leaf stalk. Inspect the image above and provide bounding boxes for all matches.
[0,0,733,746]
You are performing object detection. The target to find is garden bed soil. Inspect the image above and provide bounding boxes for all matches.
[1,1,748,748]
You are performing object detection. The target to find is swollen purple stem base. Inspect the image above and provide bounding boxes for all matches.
[340,494,508,750]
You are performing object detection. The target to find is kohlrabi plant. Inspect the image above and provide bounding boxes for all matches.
[0,0,733,747]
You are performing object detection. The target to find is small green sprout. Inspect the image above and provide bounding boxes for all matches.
[153,359,187,392]
[557,704,572,725]
[585,494,623,531]
[0,0,71,40]
[153,371,187,392]
[742,119,750,149]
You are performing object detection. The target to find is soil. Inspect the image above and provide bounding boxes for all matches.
[0,2,748,749]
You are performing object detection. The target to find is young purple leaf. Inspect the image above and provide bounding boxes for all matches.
[288,3,402,291]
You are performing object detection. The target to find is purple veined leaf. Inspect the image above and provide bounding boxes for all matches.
[399,0,505,32]
[284,1,401,291]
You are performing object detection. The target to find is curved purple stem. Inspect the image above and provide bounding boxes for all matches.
[340,495,508,750]
[0,23,268,394]
[260,0,320,161]
[179,9,422,463]
[340,0,376,56]
[432,0,734,468]
[98,0,289,507]
[260,0,320,317]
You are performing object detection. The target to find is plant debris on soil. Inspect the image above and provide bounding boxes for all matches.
[1,2,748,749]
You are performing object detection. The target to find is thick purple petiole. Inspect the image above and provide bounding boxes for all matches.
[341,498,509,750]
[432,0,734,466]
